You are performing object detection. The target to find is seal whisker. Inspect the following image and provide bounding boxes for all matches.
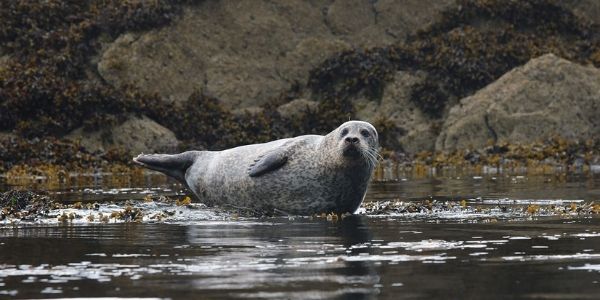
[367,149,380,169]
[364,151,377,170]
[359,150,371,169]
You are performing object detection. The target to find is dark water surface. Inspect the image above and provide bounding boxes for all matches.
[2,172,600,299]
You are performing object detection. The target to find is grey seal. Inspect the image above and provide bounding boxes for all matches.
[133,121,379,215]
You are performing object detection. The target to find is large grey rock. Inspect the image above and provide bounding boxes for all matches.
[98,1,335,108]
[353,71,438,154]
[436,54,600,151]
[277,98,319,119]
[98,0,453,108]
[67,115,179,154]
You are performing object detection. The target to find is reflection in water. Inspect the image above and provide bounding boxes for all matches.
[182,216,378,299]
[0,173,600,298]
[2,218,600,299]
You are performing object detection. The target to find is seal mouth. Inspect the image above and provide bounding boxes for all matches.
[343,144,362,158]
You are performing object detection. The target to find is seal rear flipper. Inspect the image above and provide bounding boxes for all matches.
[133,151,200,182]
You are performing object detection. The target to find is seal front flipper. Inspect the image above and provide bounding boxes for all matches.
[248,139,308,177]
[133,151,200,182]
[248,149,288,177]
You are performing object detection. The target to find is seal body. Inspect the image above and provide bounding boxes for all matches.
[134,121,379,215]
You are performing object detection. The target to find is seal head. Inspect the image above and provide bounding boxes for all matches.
[335,121,379,167]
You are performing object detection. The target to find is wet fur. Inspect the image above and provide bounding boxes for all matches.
[134,121,379,215]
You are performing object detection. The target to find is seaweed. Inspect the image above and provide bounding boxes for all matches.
[0,190,54,220]
[0,1,190,137]
[411,137,600,169]
[371,116,406,151]
[307,0,600,118]
[0,135,131,173]
[308,48,396,101]
[396,0,597,115]
[2,0,600,170]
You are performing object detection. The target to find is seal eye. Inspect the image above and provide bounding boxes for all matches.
[360,129,370,137]
[341,128,349,137]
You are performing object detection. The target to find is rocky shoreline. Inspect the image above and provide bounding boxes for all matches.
[2,135,599,189]
[2,1,600,175]
[2,189,600,225]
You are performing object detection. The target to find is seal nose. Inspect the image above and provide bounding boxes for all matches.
[345,136,359,144]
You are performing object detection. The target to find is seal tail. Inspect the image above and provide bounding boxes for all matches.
[133,151,200,182]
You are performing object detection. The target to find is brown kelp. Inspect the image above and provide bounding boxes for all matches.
[308,0,600,118]
[1,0,600,171]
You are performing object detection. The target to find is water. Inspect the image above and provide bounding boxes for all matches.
[1,171,600,299]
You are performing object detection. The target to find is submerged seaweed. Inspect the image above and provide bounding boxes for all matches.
[0,190,54,221]
[2,189,599,225]
[358,199,600,219]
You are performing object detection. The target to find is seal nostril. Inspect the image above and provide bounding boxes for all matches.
[345,137,359,144]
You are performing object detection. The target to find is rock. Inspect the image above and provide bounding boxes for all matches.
[374,0,455,40]
[562,0,600,25]
[98,32,206,104]
[326,0,455,47]
[436,54,600,151]
[98,1,330,108]
[98,0,452,108]
[0,54,9,72]
[282,37,351,85]
[277,98,319,119]
[66,115,179,154]
[231,106,265,117]
[326,0,376,35]
[353,71,438,154]
[0,131,16,143]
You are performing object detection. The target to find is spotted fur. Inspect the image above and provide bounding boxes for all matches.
[134,121,379,215]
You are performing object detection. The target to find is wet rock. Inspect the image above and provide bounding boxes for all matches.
[67,114,178,154]
[276,98,319,119]
[463,150,482,164]
[97,0,451,108]
[353,71,438,154]
[436,54,600,151]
